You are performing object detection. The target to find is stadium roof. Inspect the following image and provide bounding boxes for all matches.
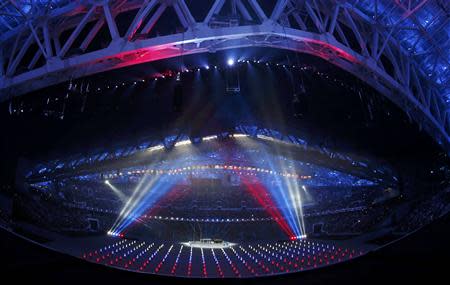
[0,1,447,90]
[354,0,449,98]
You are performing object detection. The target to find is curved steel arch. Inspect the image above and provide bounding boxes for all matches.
[0,0,449,149]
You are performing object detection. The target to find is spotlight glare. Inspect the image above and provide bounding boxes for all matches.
[227,58,235,66]
[205,65,210,70]
[105,180,109,184]
[174,140,191,147]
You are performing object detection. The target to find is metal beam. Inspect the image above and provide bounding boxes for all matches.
[247,0,267,22]
[328,4,339,34]
[141,3,167,34]
[6,33,33,76]
[43,22,52,57]
[125,0,159,40]
[58,6,96,58]
[271,0,289,21]
[204,0,225,24]
[80,17,105,51]
[175,0,196,27]
[236,0,252,21]
[103,3,120,40]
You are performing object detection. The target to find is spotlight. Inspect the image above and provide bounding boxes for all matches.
[104,180,110,184]
[205,65,210,70]
[227,58,235,66]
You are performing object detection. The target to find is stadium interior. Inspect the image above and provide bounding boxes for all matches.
[0,0,448,281]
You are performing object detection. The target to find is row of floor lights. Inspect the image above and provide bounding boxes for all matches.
[86,240,136,264]
[187,246,193,277]
[257,244,289,272]
[83,239,126,259]
[130,242,153,267]
[211,249,224,278]
[155,245,174,273]
[83,240,364,276]
[272,242,309,268]
[247,245,284,272]
[229,247,256,276]
[171,245,184,275]
[123,241,146,268]
[274,242,308,269]
[238,246,271,274]
[221,248,240,277]
[200,248,207,278]
[134,243,157,270]
[139,244,164,271]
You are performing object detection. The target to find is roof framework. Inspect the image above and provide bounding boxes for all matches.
[0,0,449,148]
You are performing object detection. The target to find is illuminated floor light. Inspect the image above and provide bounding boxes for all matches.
[83,238,363,277]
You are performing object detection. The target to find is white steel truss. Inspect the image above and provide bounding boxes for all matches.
[0,0,449,149]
